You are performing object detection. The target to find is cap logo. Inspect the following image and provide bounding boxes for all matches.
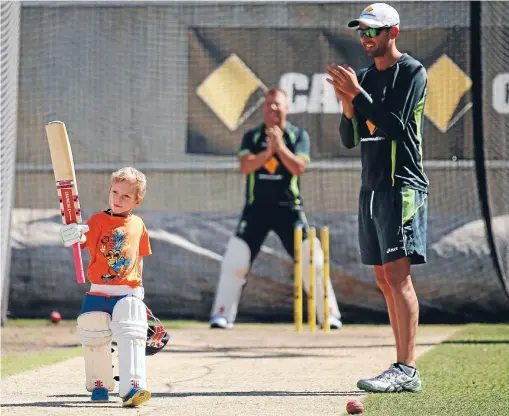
[365,6,374,12]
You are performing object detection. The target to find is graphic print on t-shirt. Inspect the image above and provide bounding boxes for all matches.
[99,228,132,282]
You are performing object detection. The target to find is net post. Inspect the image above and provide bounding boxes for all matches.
[0,0,21,326]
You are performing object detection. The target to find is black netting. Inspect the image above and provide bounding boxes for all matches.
[5,2,508,322]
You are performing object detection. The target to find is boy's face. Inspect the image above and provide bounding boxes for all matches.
[108,180,141,215]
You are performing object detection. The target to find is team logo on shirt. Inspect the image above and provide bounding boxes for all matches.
[99,229,131,282]
[366,120,377,135]
[263,157,279,174]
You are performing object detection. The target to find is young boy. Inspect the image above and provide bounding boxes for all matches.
[60,167,152,407]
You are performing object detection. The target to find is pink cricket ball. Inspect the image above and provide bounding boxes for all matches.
[50,311,62,324]
[346,399,364,414]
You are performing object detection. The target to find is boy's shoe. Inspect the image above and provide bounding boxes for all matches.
[122,387,151,407]
[91,387,109,402]
[357,364,422,393]
[209,315,234,329]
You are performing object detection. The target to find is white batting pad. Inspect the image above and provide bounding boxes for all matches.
[210,236,250,323]
[111,296,148,398]
[302,237,341,324]
[77,311,115,392]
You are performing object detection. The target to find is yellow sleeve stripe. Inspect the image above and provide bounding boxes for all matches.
[238,149,251,157]
[296,153,310,162]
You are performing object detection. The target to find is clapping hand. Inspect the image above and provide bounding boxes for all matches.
[265,126,285,153]
[326,64,361,100]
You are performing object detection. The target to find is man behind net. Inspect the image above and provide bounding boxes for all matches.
[210,87,343,330]
[326,3,429,393]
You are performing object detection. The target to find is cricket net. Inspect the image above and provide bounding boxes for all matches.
[0,1,20,325]
[3,1,509,323]
[479,1,509,293]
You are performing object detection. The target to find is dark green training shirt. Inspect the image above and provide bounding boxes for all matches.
[238,122,311,207]
[340,54,429,193]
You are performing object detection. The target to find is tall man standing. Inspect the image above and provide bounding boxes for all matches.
[326,3,429,393]
[210,87,343,330]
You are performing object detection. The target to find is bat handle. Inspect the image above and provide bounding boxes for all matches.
[72,243,86,284]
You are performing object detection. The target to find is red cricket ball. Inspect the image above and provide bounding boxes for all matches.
[346,399,364,414]
[50,311,62,324]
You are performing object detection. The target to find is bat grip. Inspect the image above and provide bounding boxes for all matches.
[72,243,86,284]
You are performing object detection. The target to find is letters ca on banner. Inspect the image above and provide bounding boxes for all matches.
[186,27,474,160]
[492,73,509,114]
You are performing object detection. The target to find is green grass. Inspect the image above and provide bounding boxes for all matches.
[1,347,83,378]
[361,324,509,416]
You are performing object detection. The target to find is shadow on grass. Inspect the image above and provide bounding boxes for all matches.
[49,390,366,399]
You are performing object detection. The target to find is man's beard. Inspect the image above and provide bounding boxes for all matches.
[266,114,283,127]
[367,44,388,58]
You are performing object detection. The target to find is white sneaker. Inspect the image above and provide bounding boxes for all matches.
[357,364,422,393]
[209,315,234,329]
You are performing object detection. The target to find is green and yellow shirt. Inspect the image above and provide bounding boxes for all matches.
[340,54,429,193]
[238,122,311,206]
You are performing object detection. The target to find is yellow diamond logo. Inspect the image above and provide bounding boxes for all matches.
[264,157,279,174]
[425,54,472,133]
[366,120,376,135]
[196,54,267,131]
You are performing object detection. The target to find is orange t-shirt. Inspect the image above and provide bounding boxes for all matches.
[81,211,151,288]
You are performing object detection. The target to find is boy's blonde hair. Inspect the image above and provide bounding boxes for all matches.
[110,167,147,201]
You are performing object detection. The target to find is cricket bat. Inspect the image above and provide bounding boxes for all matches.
[45,121,85,284]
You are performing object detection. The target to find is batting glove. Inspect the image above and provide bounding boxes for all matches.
[60,223,89,247]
